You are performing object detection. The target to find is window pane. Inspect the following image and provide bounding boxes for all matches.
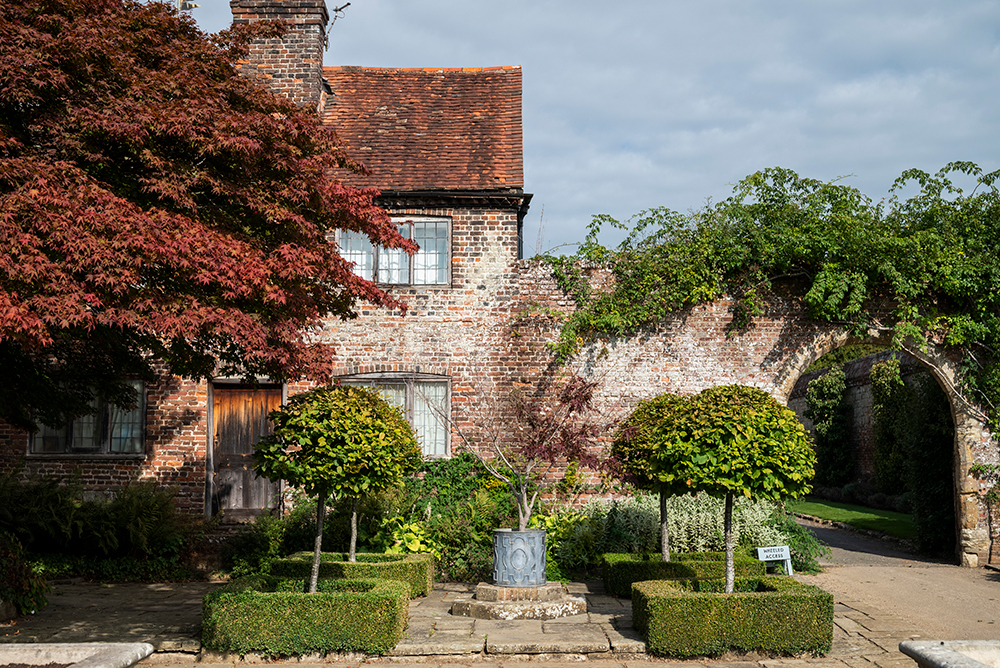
[340,231,374,281]
[72,402,100,451]
[413,221,448,284]
[359,382,406,412]
[413,382,447,457]
[109,381,145,454]
[33,422,67,453]
[377,224,411,284]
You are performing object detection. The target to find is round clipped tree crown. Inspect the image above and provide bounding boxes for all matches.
[253,385,422,499]
[652,384,816,501]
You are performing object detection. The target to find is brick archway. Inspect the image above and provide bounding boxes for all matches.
[775,329,990,567]
[532,282,996,566]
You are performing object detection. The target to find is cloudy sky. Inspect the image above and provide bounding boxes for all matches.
[189,1,1000,255]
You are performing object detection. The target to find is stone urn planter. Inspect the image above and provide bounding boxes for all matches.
[492,528,546,586]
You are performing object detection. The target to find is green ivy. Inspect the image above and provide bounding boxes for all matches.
[804,366,854,486]
[545,163,1000,433]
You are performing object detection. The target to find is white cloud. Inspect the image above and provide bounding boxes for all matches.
[187,0,1000,253]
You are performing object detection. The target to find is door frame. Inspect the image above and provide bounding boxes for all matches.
[205,379,287,518]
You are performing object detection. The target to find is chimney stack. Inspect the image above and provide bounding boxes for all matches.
[229,0,329,110]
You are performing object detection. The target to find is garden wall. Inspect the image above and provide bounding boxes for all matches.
[0,245,996,564]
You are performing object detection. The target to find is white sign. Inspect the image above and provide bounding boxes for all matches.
[756,545,793,576]
[756,545,791,561]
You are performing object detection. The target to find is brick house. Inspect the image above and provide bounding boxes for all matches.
[0,0,532,521]
[1,0,995,564]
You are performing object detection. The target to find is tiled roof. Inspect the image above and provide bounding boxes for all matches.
[322,66,523,192]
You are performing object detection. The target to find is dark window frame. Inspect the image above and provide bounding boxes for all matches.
[28,381,147,457]
[339,216,452,287]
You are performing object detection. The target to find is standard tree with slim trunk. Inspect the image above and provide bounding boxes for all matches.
[649,385,815,593]
[253,386,422,593]
[612,393,692,561]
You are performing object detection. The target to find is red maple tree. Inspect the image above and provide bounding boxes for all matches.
[0,0,414,429]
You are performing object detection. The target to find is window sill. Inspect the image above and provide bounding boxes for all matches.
[25,453,147,460]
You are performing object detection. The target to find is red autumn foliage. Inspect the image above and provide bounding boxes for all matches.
[0,0,415,429]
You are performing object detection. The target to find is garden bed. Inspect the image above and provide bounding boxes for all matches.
[202,575,409,656]
[632,576,833,657]
[270,551,433,597]
[602,551,766,597]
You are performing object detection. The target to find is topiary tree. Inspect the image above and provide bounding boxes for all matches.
[612,393,693,561]
[253,385,422,593]
[650,385,815,593]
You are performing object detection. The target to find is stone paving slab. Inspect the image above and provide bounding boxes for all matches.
[479,619,610,654]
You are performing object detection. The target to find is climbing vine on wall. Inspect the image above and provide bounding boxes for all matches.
[804,366,854,487]
[869,357,955,555]
[541,163,1000,433]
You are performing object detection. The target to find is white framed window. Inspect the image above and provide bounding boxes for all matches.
[340,216,450,286]
[340,374,450,457]
[30,380,146,455]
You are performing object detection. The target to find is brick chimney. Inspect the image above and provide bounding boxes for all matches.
[229,0,329,110]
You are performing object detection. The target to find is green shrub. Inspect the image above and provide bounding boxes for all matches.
[0,532,49,614]
[602,551,766,597]
[633,576,833,657]
[270,552,433,597]
[0,474,189,560]
[202,575,409,656]
[544,492,789,575]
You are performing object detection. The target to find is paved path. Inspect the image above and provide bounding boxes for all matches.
[795,518,1000,641]
[1,576,927,667]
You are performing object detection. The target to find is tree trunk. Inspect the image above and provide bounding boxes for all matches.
[349,496,358,562]
[659,485,670,562]
[309,494,325,594]
[724,492,735,594]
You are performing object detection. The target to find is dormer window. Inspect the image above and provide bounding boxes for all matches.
[340,216,450,286]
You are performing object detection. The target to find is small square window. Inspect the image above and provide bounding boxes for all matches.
[340,217,450,286]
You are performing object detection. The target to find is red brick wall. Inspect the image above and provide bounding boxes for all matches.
[229,0,328,110]
[1,199,995,563]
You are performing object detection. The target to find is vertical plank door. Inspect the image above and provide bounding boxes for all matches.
[212,385,282,520]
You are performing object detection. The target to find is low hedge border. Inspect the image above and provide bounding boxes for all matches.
[202,575,410,656]
[270,552,433,598]
[633,576,833,657]
[602,552,766,597]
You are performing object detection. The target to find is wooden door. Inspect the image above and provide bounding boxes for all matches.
[212,385,282,520]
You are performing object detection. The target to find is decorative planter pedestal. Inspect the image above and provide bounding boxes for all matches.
[451,582,587,620]
[451,529,586,620]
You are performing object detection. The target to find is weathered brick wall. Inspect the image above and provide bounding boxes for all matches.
[0,372,210,515]
[229,0,328,110]
[2,214,997,564]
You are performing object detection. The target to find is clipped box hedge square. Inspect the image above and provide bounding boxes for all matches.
[270,551,433,597]
[602,551,766,597]
[202,575,409,656]
[633,576,833,657]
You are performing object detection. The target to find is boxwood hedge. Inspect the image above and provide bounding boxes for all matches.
[270,551,433,597]
[632,576,833,657]
[202,576,409,656]
[602,551,766,597]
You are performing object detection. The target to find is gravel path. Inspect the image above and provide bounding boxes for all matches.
[795,518,1000,640]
